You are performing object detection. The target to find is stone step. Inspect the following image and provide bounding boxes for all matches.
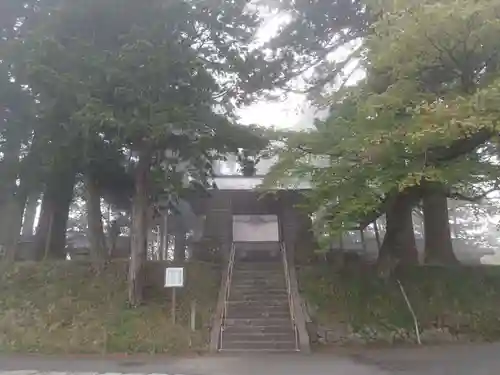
[236,253,282,262]
[233,269,283,274]
[229,291,288,297]
[228,297,289,304]
[231,281,286,287]
[232,271,285,281]
[229,291,289,299]
[222,332,296,343]
[235,261,282,266]
[231,285,287,291]
[232,278,284,284]
[230,288,288,293]
[230,289,288,296]
[230,287,287,293]
[234,263,283,270]
[227,296,289,304]
[233,269,284,274]
[233,271,283,276]
[233,268,284,273]
[226,310,290,319]
[231,279,286,285]
[224,318,292,327]
[232,277,286,283]
[229,290,288,296]
[232,271,284,275]
[227,300,290,308]
[227,303,290,313]
[231,281,285,286]
[219,340,297,351]
[222,325,295,335]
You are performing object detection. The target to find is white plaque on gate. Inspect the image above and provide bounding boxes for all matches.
[165,267,184,287]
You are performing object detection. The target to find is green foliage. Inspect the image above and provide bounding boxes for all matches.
[0,261,220,354]
[266,0,500,242]
[300,264,500,343]
[0,0,272,220]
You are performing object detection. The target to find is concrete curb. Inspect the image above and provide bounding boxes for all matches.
[287,255,311,354]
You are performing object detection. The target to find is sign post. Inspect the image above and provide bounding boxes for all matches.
[165,267,184,324]
[190,299,197,331]
[171,287,176,324]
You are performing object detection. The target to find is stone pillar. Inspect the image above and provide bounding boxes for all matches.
[281,203,298,263]
[281,193,315,265]
[203,190,232,261]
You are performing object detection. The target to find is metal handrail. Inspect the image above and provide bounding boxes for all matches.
[280,242,299,351]
[219,242,236,348]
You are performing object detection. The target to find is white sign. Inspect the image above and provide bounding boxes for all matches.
[165,267,184,288]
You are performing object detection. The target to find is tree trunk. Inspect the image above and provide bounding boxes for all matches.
[33,167,75,260]
[378,190,419,267]
[174,226,186,263]
[159,214,167,260]
[0,136,22,246]
[373,220,381,250]
[22,192,39,237]
[360,229,367,253]
[84,174,107,262]
[423,181,458,264]
[128,150,150,307]
[2,188,29,261]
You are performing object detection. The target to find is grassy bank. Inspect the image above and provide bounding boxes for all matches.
[0,260,220,354]
[299,264,500,345]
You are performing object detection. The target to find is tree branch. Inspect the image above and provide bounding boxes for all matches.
[426,128,495,166]
[448,184,500,203]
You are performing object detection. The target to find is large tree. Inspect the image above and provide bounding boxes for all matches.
[0,0,71,260]
[17,0,269,304]
[266,0,500,265]
[0,3,39,258]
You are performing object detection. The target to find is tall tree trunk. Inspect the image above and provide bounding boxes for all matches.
[0,136,22,246]
[423,181,458,264]
[159,214,167,261]
[33,167,75,260]
[85,174,107,262]
[2,187,29,261]
[174,225,186,263]
[378,190,419,267]
[373,220,381,250]
[22,192,39,237]
[360,229,367,253]
[128,150,150,307]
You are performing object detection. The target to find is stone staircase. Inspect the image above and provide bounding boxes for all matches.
[219,260,298,352]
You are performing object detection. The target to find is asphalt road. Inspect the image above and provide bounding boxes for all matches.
[2,343,500,375]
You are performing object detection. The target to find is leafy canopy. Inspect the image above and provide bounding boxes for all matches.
[10,0,270,208]
[266,0,500,240]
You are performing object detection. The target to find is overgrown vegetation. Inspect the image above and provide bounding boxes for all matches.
[0,261,220,354]
[300,264,500,345]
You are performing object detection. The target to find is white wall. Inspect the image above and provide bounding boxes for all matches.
[232,215,279,242]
